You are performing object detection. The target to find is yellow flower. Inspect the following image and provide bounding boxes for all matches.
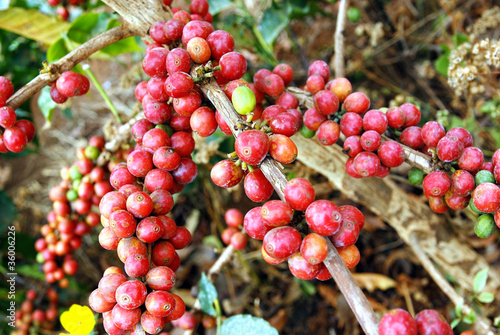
[59,304,96,335]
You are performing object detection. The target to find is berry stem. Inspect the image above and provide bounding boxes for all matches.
[81,63,122,123]
[214,298,222,335]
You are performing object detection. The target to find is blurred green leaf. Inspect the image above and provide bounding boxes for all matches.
[221,315,278,335]
[67,13,100,44]
[477,291,494,304]
[258,3,290,46]
[38,86,58,122]
[203,235,223,251]
[0,190,16,234]
[455,301,463,318]
[452,33,469,47]
[47,37,69,63]
[100,19,143,56]
[473,267,489,294]
[435,53,449,77]
[463,309,476,324]
[450,318,460,329]
[294,278,316,297]
[198,273,218,316]
[16,264,45,280]
[207,0,233,15]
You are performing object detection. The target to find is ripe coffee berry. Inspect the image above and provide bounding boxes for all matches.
[362,110,388,134]
[436,135,464,162]
[378,141,405,168]
[263,226,302,259]
[305,200,342,236]
[244,168,274,202]
[219,52,247,80]
[343,92,370,114]
[353,151,381,177]
[379,309,417,335]
[300,233,328,264]
[261,200,294,227]
[421,121,445,148]
[423,171,451,198]
[284,178,315,211]
[235,130,270,165]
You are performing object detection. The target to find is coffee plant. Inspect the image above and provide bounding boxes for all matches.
[1,0,500,334]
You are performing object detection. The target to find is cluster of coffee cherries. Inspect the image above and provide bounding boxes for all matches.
[378,308,453,335]
[12,289,59,335]
[49,71,90,104]
[240,177,364,280]
[0,76,36,154]
[408,122,500,237]
[220,208,248,250]
[46,0,86,21]
[35,136,113,287]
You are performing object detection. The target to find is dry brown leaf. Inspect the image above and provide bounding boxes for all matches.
[353,273,397,292]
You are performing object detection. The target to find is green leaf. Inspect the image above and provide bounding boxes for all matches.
[198,273,218,316]
[473,267,489,294]
[16,264,45,280]
[435,53,449,77]
[450,318,460,329]
[494,315,500,328]
[207,0,233,15]
[258,4,290,46]
[221,315,278,335]
[38,86,58,122]
[0,8,70,46]
[477,291,495,304]
[455,301,463,318]
[203,235,223,250]
[67,13,100,44]
[463,309,476,324]
[0,190,16,234]
[452,33,469,47]
[47,37,70,63]
[294,278,316,297]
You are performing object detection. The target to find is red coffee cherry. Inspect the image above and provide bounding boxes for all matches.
[327,77,352,102]
[0,106,16,128]
[146,266,176,291]
[145,290,176,318]
[244,168,274,202]
[399,126,425,150]
[140,310,165,335]
[305,74,325,94]
[340,112,363,137]
[171,131,195,157]
[300,233,328,265]
[56,71,90,97]
[284,178,315,211]
[89,289,115,313]
[362,109,388,134]
[450,170,475,196]
[126,191,153,219]
[111,304,141,330]
[225,208,244,228]
[109,210,137,238]
[472,182,500,213]
[272,63,293,85]
[378,141,405,168]
[190,106,217,137]
[415,309,453,335]
[343,92,370,114]
[244,207,272,240]
[400,103,421,128]
[421,121,445,148]
[436,135,464,162]
[423,171,451,198]
[261,200,294,227]
[211,159,244,188]
[168,226,192,249]
[313,90,339,116]
[305,200,342,236]
[317,120,340,146]
[308,60,330,82]
[206,30,235,59]
[136,216,164,243]
[263,226,302,259]
[219,52,247,80]
[171,157,198,184]
[353,151,381,177]
[386,106,405,129]
[115,280,148,310]
[117,237,147,263]
[269,134,297,164]
[151,240,176,267]
[457,147,484,172]
[288,252,322,280]
[330,205,364,247]
[379,309,417,335]
[166,48,191,74]
[235,130,270,165]
[447,127,473,148]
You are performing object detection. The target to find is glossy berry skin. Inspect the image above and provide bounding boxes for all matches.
[472,182,500,213]
[343,92,370,114]
[451,170,475,196]
[244,207,272,240]
[99,191,127,219]
[56,71,90,97]
[423,171,451,198]
[244,168,274,202]
[211,159,244,188]
[187,37,211,63]
[170,131,195,157]
[458,147,484,172]
[166,48,191,74]
[261,244,287,264]
[127,149,153,177]
[328,77,352,102]
[378,141,405,167]
[284,178,315,211]
[386,106,405,129]
[235,130,270,165]
[273,63,293,85]
[126,191,153,219]
[89,289,115,313]
[98,273,127,303]
[421,121,445,148]
[109,210,137,238]
[219,52,247,80]
[145,290,176,318]
[330,205,364,247]
[305,200,342,236]
[300,233,328,265]
[379,309,417,335]
[140,311,164,335]
[400,103,421,128]
[225,208,244,228]
[436,135,464,162]
[173,89,202,116]
[263,74,285,97]
[429,196,448,213]
[168,226,192,249]
[115,280,148,310]
[306,74,325,94]
[447,127,473,148]
[343,136,363,158]
[164,293,186,322]
[314,90,339,116]
[153,146,181,171]
[303,108,327,131]
[288,252,322,280]
[270,112,299,137]
[415,309,453,335]
[206,29,234,56]
[269,134,297,164]
[362,110,388,134]
[444,191,470,211]
[151,241,175,267]
[399,126,424,150]
[340,112,363,137]
[353,151,381,177]
[263,226,302,259]
[146,266,176,291]
[316,120,340,146]
[136,216,163,243]
[360,130,381,151]
[145,169,174,193]
[112,304,141,330]
[3,127,27,152]
[190,106,218,137]
[308,60,330,82]
[0,107,16,128]
[171,157,198,184]
[230,232,247,250]
[261,200,294,227]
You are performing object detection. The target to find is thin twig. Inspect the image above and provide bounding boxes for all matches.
[334,0,348,77]
[409,232,495,335]
[6,25,134,111]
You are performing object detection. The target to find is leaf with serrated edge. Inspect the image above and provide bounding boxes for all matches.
[0,8,70,46]
[473,267,489,294]
[198,273,218,316]
[221,315,278,335]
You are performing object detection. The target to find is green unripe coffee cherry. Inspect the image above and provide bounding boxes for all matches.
[69,165,83,180]
[232,85,256,115]
[66,189,78,202]
[475,170,495,185]
[156,124,174,137]
[72,179,82,191]
[36,252,44,264]
[347,6,361,22]
[469,198,484,214]
[408,167,424,185]
[300,125,315,139]
[474,214,496,238]
[84,145,100,160]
